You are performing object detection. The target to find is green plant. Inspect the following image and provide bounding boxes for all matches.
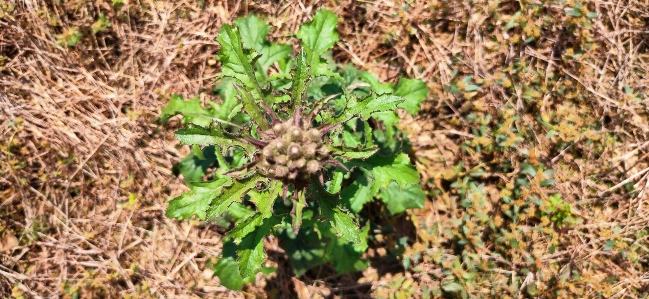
[540,194,577,227]
[0,1,16,20]
[92,13,111,34]
[111,0,124,9]
[55,27,83,47]
[159,10,427,290]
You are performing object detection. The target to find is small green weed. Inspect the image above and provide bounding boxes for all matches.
[92,13,111,34]
[159,10,427,290]
[55,27,83,47]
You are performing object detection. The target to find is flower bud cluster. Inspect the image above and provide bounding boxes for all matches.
[258,121,330,181]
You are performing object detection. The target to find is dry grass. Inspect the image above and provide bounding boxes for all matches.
[1,0,649,298]
[1,0,241,297]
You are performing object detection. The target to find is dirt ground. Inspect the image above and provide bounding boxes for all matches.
[2,0,649,298]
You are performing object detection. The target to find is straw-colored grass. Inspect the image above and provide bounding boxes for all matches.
[2,0,649,298]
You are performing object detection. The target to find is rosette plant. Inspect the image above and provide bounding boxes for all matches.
[159,10,428,290]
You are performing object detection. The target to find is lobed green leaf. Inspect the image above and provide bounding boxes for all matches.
[233,15,269,52]
[331,94,405,125]
[324,223,369,274]
[296,10,339,77]
[327,144,378,160]
[380,181,426,215]
[276,222,326,277]
[317,191,361,244]
[369,153,420,189]
[173,145,217,181]
[166,176,233,220]
[290,50,310,109]
[212,239,265,290]
[229,182,282,242]
[359,72,394,94]
[340,172,374,213]
[258,44,292,76]
[206,174,266,220]
[234,15,292,77]
[159,95,225,127]
[174,126,257,157]
[233,83,270,130]
[341,153,422,212]
[213,256,245,290]
[216,24,266,105]
[237,217,280,278]
[394,77,428,115]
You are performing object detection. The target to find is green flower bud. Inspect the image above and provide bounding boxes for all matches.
[259,159,270,169]
[259,168,269,176]
[262,146,274,158]
[258,120,331,181]
[275,155,288,165]
[306,160,320,174]
[282,133,293,144]
[317,145,329,156]
[275,139,286,151]
[288,143,301,159]
[272,123,285,135]
[274,165,288,177]
[307,129,321,142]
[290,127,303,142]
[294,158,306,169]
[303,143,317,158]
